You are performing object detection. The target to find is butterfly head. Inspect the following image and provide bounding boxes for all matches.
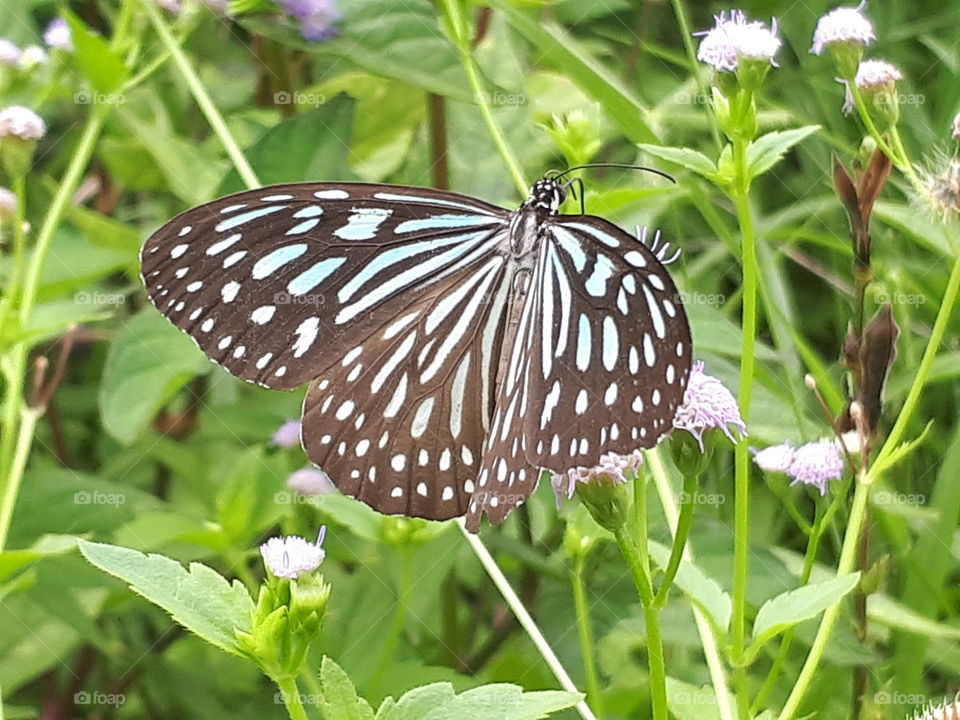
[526,178,566,214]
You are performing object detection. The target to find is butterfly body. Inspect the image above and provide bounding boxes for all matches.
[141,178,692,531]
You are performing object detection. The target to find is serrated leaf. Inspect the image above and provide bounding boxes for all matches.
[746,126,820,179]
[873,421,933,476]
[78,540,254,657]
[99,309,210,445]
[319,656,376,720]
[376,681,581,720]
[649,542,731,635]
[638,144,718,179]
[752,572,860,648]
[63,11,128,94]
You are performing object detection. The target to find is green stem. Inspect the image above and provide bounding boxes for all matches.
[647,449,735,720]
[776,477,871,720]
[457,522,598,720]
[730,136,758,714]
[572,554,605,719]
[275,676,310,720]
[873,250,960,475]
[668,0,722,152]
[0,407,40,550]
[653,472,698,607]
[886,126,924,196]
[438,0,527,197]
[612,475,668,720]
[369,548,413,695]
[141,0,261,190]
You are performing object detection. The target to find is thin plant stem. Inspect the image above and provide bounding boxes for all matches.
[776,476,871,720]
[668,0,722,152]
[730,134,759,720]
[0,407,41,550]
[457,522,598,720]
[873,250,960,474]
[572,554,605,719]
[647,449,735,720]
[275,676,309,720]
[141,0,261,190]
[438,0,527,197]
[369,548,414,695]
[654,472,698,607]
[610,475,668,720]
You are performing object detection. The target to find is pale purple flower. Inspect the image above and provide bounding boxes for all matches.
[553,450,643,506]
[157,0,181,12]
[287,467,333,495]
[0,39,21,66]
[754,439,845,495]
[952,113,960,142]
[811,5,875,55]
[672,361,747,450]
[260,527,327,579]
[0,106,46,140]
[696,10,781,72]
[272,419,302,448]
[43,18,73,51]
[280,0,342,42]
[0,187,16,220]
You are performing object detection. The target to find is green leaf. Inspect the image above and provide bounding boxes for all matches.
[492,2,657,144]
[77,540,254,657]
[746,126,820,179]
[67,205,141,252]
[649,542,731,635]
[638,144,718,180]
[63,11,128,94]
[241,0,469,100]
[666,677,727,720]
[219,96,356,193]
[752,572,860,648]
[868,593,960,641]
[873,421,934,476]
[99,309,210,445]
[376,680,582,719]
[319,656,376,720]
[0,535,78,583]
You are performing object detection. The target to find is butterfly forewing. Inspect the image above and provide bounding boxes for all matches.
[141,183,508,391]
[465,215,692,530]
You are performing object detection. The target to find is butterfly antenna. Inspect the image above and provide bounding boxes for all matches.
[552,163,676,185]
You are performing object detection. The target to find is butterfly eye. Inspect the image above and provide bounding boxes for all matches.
[141,179,691,530]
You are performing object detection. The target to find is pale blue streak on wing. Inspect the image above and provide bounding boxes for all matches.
[373,191,500,215]
[550,227,588,272]
[577,313,591,371]
[287,257,346,295]
[394,214,501,234]
[214,205,288,232]
[561,221,621,248]
[252,243,309,279]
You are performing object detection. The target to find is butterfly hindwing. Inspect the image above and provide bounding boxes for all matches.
[466,216,692,530]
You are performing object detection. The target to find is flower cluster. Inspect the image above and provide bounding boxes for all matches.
[279,0,342,42]
[811,5,875,55]
[696,10,780,72]
[673,362,746,450]
[287,467,333,495]
[754,438,846,495]
[0,106,46,141]
[553,450,643,506]
[272,419,302,448]
[43,18,73,51]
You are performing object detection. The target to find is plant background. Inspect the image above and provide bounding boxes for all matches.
[1,0,959,718]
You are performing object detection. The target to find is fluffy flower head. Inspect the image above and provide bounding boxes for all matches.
[0,187,16,220]
[696,10,781,72]
[553,451,643,506]
[0,106,46,140]
[260,528,327,579]
[753,442,795,473]
[272,419,302,448]
[0,39,21,66]
[280,0,342,42]
[755,438,845,495]
[672,361,747,450]
[287,467,334,495]
[953,113,960,142]
[855,59,903,90]
[811,5,875,55]
[43,18,73,51]
[18,45,47,69]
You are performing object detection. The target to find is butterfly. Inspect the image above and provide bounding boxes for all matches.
[140,170,693,532]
